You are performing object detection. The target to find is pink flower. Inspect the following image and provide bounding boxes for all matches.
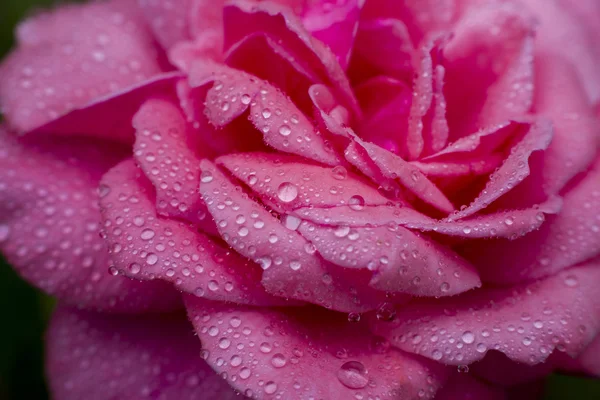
[1,0,599,398]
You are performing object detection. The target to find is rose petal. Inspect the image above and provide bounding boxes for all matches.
[185,297,448,399]
[132,98,216,233]
[447,119,553,221]
[532,54,600,194]
[223,0,360,116]
[370,261,600,366]
[189,62,343,165]
[217,152,389,212]
[354,76,412,155]
[348,140,455,214]
[460,157,600,284]
[20,73,181,144]
[297,222,480,297]
[46,306,240,400]
[406,38,449,159]
[348,18,414,84]
[294,195,561,240]
[199,159,395,312]
[577,335,600,377]
[99,159,285,306]
[520,0,600,104]
[137,0,194,49]
[302,0,364,69]
[224,32,319,115]
[435,374,508,400]
[0,129,180,312]
[361,0,457,43]
[444,2,535,141]
[0,0,164,132]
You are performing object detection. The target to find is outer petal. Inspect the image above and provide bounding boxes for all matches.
[0,0,164,132]
[435,374,508,400]
[46,307,240,400]
[444,2,535,141]
[185,296,448,399]
[370,262,600,366]
[99,159,286,306]
[26,73,183,144]
[132,97,216,233]
[532,55,600,194]
[462,157,600,284]
[0,130,179,312]
[577,335,600,377]
[520,0,600,104]
[137,0,194,49]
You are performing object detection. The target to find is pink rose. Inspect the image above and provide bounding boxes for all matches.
[1,0,599,398]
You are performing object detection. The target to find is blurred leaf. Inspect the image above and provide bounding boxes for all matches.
[543,374,600,400]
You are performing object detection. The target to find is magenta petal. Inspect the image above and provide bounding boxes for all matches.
[190,62,343,165]
[354,77,412,155]
[444,2,535,141]
[521,0,600,104]
[461,157,600,284]
[577,335,600,377]
[533,55,600,194]
[217,152,389,212]
[348,18,414,84]
[0,130,179,312]
[448,119,553,221]
[133,98,216,233]
[185,297,448,399]
[0,0,164,132]
[302,0,363,69]
[199,159,396,312]
[137,0,193,49]
[293,196,561,240]
[46,307,240,400]
[99,159,284,306]
[370,261,600,366]
[297,222,480,297]
[27,73,183,144]
[222,0,360,116]
[349,140,455,214]
[406,38,449,159]
[435,374,507,400]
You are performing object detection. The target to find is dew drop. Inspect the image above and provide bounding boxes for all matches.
[337,361,369,389]
[271,353,287,368]
[279,125,292,136]
[461,331,475,344]
[348,195,365,211]
[277,182,298,203]
[140,229,155,240]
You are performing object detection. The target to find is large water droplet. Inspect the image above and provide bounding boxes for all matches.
[279,125,291,136]
[277,182,298,203]
[271,353,287,368]
[461,331,475,344]
[337,361,369,389]
[348,195,365,211]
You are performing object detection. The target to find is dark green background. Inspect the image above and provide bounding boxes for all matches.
[0,0,598,399]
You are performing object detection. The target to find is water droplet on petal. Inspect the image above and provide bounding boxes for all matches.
[277,182,298,203]
[337,361,369,389]
[348,195,365,211]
